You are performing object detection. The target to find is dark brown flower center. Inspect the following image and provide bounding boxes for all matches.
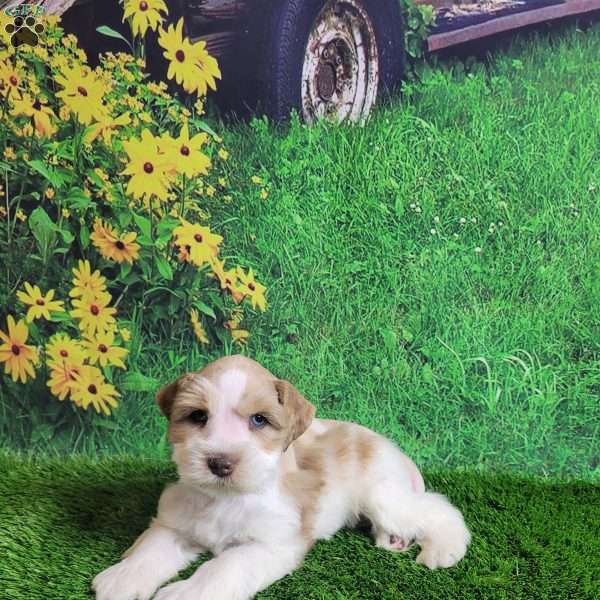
[60,350,68,357]
[128,85,137,97]
[36,299,45,306]
[194,234,203,243]
[143,162,154,174]
[33,100,42,111]
[90,304,100,316]
[11,344,20,356]
[180,145,190,156]
[77,86,88,97]
[9,75,18,86]
[98,344,108,353]
[139,1,148,10]
[88,384,98,394]
[176,50,185,62]
[184,245,191,253]
[115,240,125,250]
[248,283,256,291]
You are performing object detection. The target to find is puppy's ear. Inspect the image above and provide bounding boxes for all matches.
[275,379,316,451]
[156,380,178,419]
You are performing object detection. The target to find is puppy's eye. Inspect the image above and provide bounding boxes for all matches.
[250,414,268,429]
[188,410,208,426]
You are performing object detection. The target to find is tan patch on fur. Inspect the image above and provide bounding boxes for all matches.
[282,446,325,543]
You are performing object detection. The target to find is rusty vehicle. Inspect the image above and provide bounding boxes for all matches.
[6,0,600,121]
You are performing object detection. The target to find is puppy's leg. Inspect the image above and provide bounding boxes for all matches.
[92,522,200,600]
[363,484,471,569]
[154,542,306,600]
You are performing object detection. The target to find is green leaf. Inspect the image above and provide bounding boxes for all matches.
[195,120,219,138]
[156,216,179,237]
[194,301,216,320]
[79,224,90,249]
[59,229,75,244]
[66,188,91,210]
[137,234,153,247]
[120,262,132,279]
[156,254,173,280]
[27,160,66,189]
[96,25,133,51]
[133,213,152,238]
[118,211,133,229]
[49,311,72,323]
[120,372,160,392]
[93,419,120,429]
[29,207,57,254]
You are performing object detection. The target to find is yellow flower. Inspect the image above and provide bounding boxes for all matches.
[70,260,108,300]
[16,282,65,322]
[0,61,22,99]
[206,185,215,197]
[16,209,26,222]
[158,18,221,96]
[190,309,209,344]
[251,176,262,185]
[45,334,86,368]
[163,122,210,178]
[10,94,57,138]
[91,219,141,264]
[173,220,223,267]
[122,129,174,202]
[260,189,269,200]
[210,258,244,303]
[3,147,16,161]
[47,362,80,401]
[82,330,128,369]
[45,187,55,200]
[71,365,119,415]
[70,292,117,336]
[55,65,107,125]
[218,148,229,160]
[62,208,71,219]
[119,327,131,342]
[236,267,267,311]
[123,0,167,38]
[83,111,130,146]
[0,316,37,383]
[231,328,249,346]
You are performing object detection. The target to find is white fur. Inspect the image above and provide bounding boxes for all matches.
[93,362,471,600]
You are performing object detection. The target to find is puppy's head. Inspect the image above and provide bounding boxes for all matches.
[156,355,315,495]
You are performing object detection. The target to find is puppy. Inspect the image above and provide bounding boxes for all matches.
[93,355,470,600]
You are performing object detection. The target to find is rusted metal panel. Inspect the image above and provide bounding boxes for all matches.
[428,0,600,50]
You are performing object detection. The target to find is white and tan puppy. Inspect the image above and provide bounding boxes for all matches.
[93,355,470,600]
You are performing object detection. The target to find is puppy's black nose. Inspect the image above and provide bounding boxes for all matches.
[207,455,236,478]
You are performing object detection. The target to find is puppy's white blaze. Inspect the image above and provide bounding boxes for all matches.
[206,369,251,446]
[217,368,247,409]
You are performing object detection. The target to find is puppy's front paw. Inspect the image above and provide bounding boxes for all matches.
[415,534,469,569]
[153,580,194,600]
[92,559,162,600]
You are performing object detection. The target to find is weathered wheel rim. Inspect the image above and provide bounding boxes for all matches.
[301,0,379,124]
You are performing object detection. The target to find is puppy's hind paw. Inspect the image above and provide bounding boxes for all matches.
[375,532,416,553]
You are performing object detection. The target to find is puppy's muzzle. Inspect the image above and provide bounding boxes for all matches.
[207,455,238,478]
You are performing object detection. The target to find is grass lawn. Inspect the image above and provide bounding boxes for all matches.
[1,22,599,482]
[1,454,598,600]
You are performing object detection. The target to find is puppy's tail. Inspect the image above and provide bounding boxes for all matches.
[412,491,471,569]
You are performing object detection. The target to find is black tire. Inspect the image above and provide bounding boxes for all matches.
[259,0,405,121]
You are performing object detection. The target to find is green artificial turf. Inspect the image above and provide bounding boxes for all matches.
[0,455,598,600]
